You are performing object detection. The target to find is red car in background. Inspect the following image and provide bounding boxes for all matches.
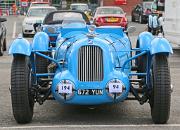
[93,6,128,29]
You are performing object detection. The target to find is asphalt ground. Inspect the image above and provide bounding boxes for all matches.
[0,15,180,130]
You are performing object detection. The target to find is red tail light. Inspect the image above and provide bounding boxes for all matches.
[122,17,127,23]
[96,17,102,23]
[121,17,128,28]
[95,17,104,26]
[49,36,56,41]
[117,17,121,23]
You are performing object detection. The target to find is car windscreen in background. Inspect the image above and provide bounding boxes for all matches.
[97,8,124,15]
[28,8,56,17]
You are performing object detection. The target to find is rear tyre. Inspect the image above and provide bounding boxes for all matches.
[0,40,3,56]
[139,15,143,24]
[150,54,171,124]
[11,55,34,124]
[136,54,147,80]
[36,53,50,87]
[36,53,49,73]
[3,38,7,51]
[132,15,135,22]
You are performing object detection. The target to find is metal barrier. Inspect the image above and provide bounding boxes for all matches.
[0,0,16,16]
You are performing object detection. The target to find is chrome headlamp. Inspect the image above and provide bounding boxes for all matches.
[106,79,126,99]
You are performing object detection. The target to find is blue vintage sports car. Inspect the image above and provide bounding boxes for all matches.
[9,10,173,124]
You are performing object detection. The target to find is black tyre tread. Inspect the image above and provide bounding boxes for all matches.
[36,53,49,73]
[132,15,135,22]
[139,15,143,24]
[151,54,171,124]
[0,40,3,56]
[137,54,147,79]
[3,38,7,51]
[11,55,34,124]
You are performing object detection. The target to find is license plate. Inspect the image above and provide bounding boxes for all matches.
[106,18,119,22]
[109,82,123,93]
[78,89,103,95]
[58,83,73,94]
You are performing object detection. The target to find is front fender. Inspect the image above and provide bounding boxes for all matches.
[150,37,173,55]
[137,32,154,51]
[32,32,49,51]
[9,37,31,56]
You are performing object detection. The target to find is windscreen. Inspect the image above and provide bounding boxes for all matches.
[97,7,124,15]
[62,19,86,28]
[43,11,90,25]
[70,4,89,11]
[53,12,84,21]
[28,8,56,17]
[31,3,49,7]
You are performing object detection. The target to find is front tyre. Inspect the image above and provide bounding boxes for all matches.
[11,55,34,124]
[150,54,171,124]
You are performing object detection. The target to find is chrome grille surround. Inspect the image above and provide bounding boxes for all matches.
[78,45,104,82]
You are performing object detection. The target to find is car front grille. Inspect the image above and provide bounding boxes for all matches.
[78,45,104,82]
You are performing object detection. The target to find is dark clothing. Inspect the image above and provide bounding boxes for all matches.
[33,23,41,32]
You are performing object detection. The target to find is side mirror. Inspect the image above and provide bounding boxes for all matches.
[0,18,7,22]
[125,26,136,34]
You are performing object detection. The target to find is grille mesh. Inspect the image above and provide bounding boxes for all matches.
[78,46,104,82]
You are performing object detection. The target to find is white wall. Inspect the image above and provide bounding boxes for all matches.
[164,0,180,45]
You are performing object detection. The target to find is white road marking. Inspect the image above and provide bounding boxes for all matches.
[1,124,180,129]
[12,21,16,39]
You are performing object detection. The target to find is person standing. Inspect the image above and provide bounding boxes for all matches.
[158,12,164,35]
[152,14,159,35]
[148,14,153,32]
[12,4,17,16]
[148,11,159,35]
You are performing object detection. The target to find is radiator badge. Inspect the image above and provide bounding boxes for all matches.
[88,39,93,44]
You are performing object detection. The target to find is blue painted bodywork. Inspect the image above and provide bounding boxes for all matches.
[150,37,173,55]
[32,32,49,52]
[51,27,131,104]
[9,37,31,56]
[9,22,173,105]
[137,32,173,54]
[137,32,154,51]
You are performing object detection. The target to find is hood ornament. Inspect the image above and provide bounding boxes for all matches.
[87,25,97,38]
